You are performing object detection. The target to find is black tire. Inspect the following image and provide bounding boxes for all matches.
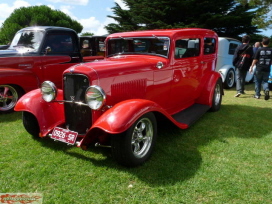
[111,112,157,167]
[0,85,23,113]
[22,112,40,137]
[269,83,272,91]
[223,68,235,89]
[210,78,223,112]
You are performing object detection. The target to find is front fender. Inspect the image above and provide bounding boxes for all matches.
[15,89,65,136]
[80,99,174,146]
[0,68,39,92]
[92,99,165,134]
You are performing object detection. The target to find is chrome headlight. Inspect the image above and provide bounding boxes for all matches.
[41,81,57,102]
[85,85,106,110]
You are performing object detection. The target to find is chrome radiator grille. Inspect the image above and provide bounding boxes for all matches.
[63,74,92,134]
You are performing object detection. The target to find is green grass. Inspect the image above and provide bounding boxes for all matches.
[0,83,271,204]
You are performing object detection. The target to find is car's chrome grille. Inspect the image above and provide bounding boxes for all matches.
[63,74,92,134]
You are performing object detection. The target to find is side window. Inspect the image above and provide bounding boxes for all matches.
[175,38,200,59]
[80,39,92,57]
[82,39,90,49]
[229,43,238,55]
[204,38,216,55]
[44,34,74,54]
[97,38,106,56]
[98,38,106,51]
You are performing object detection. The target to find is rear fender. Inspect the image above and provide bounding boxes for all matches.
[196,72,223,105]
[15,89,65,136]
[217,65,235,83]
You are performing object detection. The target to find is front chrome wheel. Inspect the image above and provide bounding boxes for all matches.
[131,117,153,158]
[111,112,157,167]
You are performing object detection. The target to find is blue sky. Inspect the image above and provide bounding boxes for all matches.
[0,0,271,37]
[0,0,128,35]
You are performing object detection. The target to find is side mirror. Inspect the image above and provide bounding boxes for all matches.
[45,46,51,54]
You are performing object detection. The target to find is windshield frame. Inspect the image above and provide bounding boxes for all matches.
[107,36,170,58]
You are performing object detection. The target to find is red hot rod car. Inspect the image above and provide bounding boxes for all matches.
[15,28,223,167]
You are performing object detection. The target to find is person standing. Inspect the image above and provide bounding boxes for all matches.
[249,37,271,100]
[233,35,254,97]
[253,42,261,54]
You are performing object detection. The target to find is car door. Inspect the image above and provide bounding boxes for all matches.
[40,32,81,88]
[169,37,202,112]
[197,36,217,93]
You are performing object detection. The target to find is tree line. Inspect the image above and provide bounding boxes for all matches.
[0,0,271,44]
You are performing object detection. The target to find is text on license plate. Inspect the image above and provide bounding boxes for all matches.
[51,127,78,145]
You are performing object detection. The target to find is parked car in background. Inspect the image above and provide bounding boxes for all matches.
[15,28,223,167]
[80,35,107,59]
[0,45,9,50]
[269,65,272,90]
[216,37,254,88]
[0,26,105,113]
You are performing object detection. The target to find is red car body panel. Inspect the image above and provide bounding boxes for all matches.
[0,68,39,93]
[82,55,104,62]
[0,55,73,90]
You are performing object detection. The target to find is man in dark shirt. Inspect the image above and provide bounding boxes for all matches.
[249,37,272,100]
[233,35,253,97]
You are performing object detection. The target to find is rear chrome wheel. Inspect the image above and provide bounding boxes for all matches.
[0,85,22,113]
[210,78,223,112]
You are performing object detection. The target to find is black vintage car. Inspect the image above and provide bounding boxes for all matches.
[79,35,107,57]
[0,45,9,50]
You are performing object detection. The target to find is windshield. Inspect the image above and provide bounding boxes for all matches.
[108,37,170,58]
[9,30,44,52]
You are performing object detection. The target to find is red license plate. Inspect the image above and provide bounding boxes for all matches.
[51,127,78,145]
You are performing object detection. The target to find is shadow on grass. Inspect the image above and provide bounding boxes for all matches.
[0,111,21,122]
[27,103,272,187]
[224,82,272,93]
[224,82,255,92]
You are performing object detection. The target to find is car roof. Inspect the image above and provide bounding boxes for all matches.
[108,28,217,38]
[80,35,108,38]
[218,37,241,43]
[17,26,75,33]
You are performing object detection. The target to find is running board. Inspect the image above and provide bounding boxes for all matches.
[172,104,210,127]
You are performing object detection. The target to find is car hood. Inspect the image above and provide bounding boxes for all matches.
[66,55,168,77]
